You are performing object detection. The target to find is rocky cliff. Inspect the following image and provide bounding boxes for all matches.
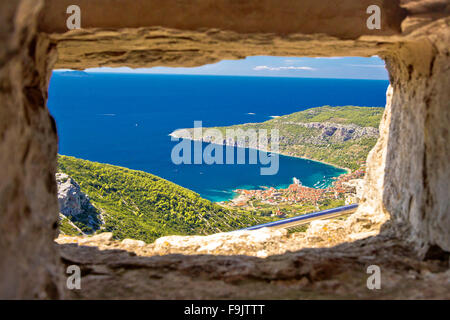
[171,120,380,145]
[297,122,379,142]
[56,173,102,233]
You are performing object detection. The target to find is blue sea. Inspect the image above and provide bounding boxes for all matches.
[48,72,388,202]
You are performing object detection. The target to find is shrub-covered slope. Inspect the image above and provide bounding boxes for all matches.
[171,106,384,170]
[58,155,271,242]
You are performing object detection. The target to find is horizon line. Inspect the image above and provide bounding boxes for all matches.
[53,70,389,81]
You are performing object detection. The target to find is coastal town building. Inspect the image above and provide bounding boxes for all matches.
[227,166,366,212]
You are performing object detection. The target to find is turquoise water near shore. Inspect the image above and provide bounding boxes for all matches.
[48,73,388,201]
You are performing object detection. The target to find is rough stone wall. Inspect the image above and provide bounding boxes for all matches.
[48,27,397,70]
[39,0,406,37]
[345,85,393,237]
[346,14,450,257]
[382,32,450,256]
[55,232,450,299]
[0,0,62,299]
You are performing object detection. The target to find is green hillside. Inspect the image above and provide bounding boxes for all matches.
[59,214,83,236]
[57,155,273,242]
[173,106,384,170]
[279,106,383,128]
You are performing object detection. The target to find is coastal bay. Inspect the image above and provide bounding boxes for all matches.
[169,131,352,174]
[169,106,383,172]
[48,73,388,201]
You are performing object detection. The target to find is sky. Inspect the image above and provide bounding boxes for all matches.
[71,56,389,80]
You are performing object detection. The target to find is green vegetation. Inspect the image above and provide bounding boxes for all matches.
[279,106,384,128]
[277,137,378,171]
[232,195,345,218]
[58,155,275,243]
[202,106,383,170]
[59,214,83,236]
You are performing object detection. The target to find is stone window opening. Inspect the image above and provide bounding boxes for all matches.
[0,0,448,299]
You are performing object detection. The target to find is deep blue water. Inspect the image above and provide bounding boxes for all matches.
[48,72,388,202]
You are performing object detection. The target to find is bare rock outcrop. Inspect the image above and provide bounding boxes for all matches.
[297,122,379,142]
[349,86,394,237]
[56,231,450,299]
[171,121,380,148]
[372,30,450,257]
[56,173,101,232]
[57,173,92,217]
[55,215,380,259]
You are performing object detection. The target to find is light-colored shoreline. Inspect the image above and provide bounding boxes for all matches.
[277,152,352,174]
[169,131,352,174]
[170,132,348,203]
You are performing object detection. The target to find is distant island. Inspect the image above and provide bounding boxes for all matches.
[57,70,90,77]
[170,106,384,171]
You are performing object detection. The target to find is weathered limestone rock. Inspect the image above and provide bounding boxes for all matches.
[302,122,380,142]
[343,178,365,204]
[347,86,394,236]
[121,239,146,247]
[56,228,294,257]
[53,220,379,258]
[56,233,450,299]
[152,228,290,256]
[171,120,380,149]
[56,173,101,232]
[57,173,93,217]
[0,0,62,299]
[39,0,406,37]
[352,16,450,256]
[383,35,450,257]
